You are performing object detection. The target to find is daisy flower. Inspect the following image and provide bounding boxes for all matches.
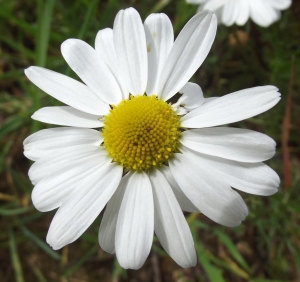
[187,0,292,27]
[24,8,281,269]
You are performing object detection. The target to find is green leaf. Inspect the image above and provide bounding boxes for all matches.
[30,263,48,282]
[20,225,61,260]
[77,0,100,40]
[36,0,56,67]
[195,242,226,282]
[112,259,127,281]
[214,230,251,272]
[9,228,25,282]
[0,206,34,216]
[150,0,171,13]
[63,246,97,277]
[191,224,225,282]
[0,116,24,139]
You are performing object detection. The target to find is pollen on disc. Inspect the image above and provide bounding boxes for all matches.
[102,95,181,171]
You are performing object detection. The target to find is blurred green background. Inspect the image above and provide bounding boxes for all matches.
[0,0,299,281]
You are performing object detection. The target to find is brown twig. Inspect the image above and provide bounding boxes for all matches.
[281,55,295,189]
[151,252,161,282]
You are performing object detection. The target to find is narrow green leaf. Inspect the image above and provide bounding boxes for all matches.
[0,69,24,80]
[214,230,251,272]
[0,116,24,139]
[193,219,210,230]
[195,242,226,282]
[150,0,171,13]
[0,8,36,34]
[250,279,284,282]
[286,240,300,279]
[9,228,25,282]
[64,0,100,77]
[32,0,56,132]
[191,224,225,282]
[36,0,56,67]
[77,0,100,40]
[112,259,127,281]
[63,247,97,277]
[30,263,48,282]
[0,139,13,173]
[20,225,61,260]
[0,206,33,216]
[208,252,250,279]
[0,34,35,60]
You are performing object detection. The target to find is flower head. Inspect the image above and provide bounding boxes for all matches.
[24,8,280,269]
[187,0,292,27]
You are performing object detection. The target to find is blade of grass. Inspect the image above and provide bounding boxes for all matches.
[9,228,25,282]
[150,0,171,13]
[0,116,24,139]
[286,240,300,279]
[208,251,250,279]
[0,34,36,60]
[77,0,100,40]
[36,0,56,67]
[187,212,198,226]
[0,8,36,34]
[64,0,100,76]
[30,263,48,282]
[63,246,97,277]
[0,139,13,173]
[20,225,61,260]
[190,225,225,282]
[0,69,24,80]
[9,168,34,193]
[0,206,33,216]
[112,259,127,282]
[250,279,284,282]
[195,241,226,282]
[214,230,251,272]
[32,0,56,132]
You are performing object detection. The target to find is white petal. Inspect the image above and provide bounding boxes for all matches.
[174,106,188,116]
[31,152,106,212]
[28,145,105,184]
[157,10,217,101]
[270,0,291,10]
[202,0,227,11]
[181,146,279,196]
[181,86,281,128]
[115,172,154,269]
[236,0,250,26]
[158,166,200,212]
[179,82,205,110]
[222,0,239,26]
[169,153,248,227]
[149,169,197,268]
[186,0,207,3]
[98,173,131,254]
[249,0,279,27]
[61,39,122,105]
[25,67,109,115]
[95,28,128,99]
[31,106,103,128]
[144,13,174,95]
[24,127,102,161]
[46,158,122,250]
[181,127,276,163]
[114,8,148,95]
[204,97,218,104]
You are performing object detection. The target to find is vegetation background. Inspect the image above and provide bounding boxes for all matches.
[0,0,299,281]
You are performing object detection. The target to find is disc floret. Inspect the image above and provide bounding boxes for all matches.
[102,95,181,171]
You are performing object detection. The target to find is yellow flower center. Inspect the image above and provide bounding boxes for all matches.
[102,95,181,171]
